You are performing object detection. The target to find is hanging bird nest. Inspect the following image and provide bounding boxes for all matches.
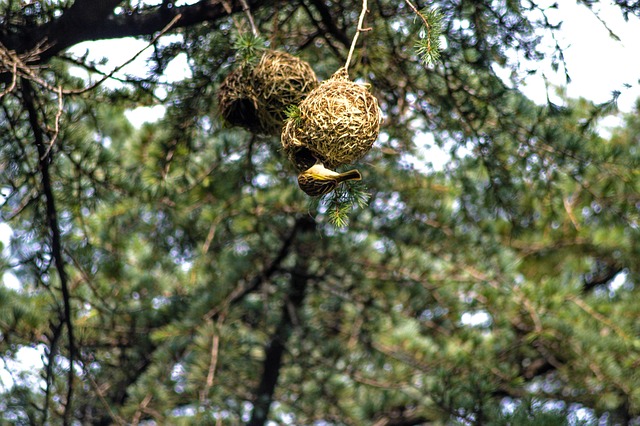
[218,50,318,136]
[281,68,382,171]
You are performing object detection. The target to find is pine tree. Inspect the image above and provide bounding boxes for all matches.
[1,1,639,425]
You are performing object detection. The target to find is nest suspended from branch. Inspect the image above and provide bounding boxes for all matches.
[218,50,318,136]
[281,68,382,171]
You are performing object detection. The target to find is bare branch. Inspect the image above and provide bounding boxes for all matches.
[247,216,315,426]
[199,312,226,404]
[1,0,270,65]
[0,41,50,98]
[240,0,260,37]
[21,78,76,426]
[65,14,182,95]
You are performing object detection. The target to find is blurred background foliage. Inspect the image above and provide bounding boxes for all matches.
[0,0,639,424]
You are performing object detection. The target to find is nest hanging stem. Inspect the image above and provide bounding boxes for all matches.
[344,0,370,74]
[239,0,260,36]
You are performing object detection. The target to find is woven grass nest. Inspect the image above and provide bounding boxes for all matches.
[281,67,382,171]
[218,50,318,136]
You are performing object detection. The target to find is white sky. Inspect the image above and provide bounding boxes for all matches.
[521,1,640,111]
[1,0,640,382]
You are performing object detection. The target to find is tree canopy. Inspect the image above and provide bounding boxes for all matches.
[1,1,639,425]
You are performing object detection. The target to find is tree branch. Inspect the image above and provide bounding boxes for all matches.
[582,262,623,293]
[42,320,64,425]
[21,78,76,426]
[2,0,271,65]
[308,0,350,47]
[344,0,370,74]
[247,216,315,426]
[203,216,308,321]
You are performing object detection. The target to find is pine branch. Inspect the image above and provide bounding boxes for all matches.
[233,33,267,64]
[324,181,370,228]
[414,13,443,66]
[284,104,302,123]
[203,216,308,321]
[21,78,76,426]
[404,1,443,66]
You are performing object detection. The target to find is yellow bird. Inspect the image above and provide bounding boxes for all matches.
[297,163,362,197]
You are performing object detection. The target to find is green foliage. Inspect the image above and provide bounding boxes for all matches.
[233,33,267,64]
[284,104,302,126]
[487,399,588,426]
[414,7,444,66]
[1,0,640,425]
[324,180,370,228]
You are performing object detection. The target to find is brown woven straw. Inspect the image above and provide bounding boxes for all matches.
[218,50,317,136]
[281,68,382,170]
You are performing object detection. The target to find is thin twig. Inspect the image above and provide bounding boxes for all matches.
[66,14,182,95]
[270,0,280,47]
[86,371,126,426]
[403,0,435,56]
[0,40,48,97]
[403,0,430,29]
[3,15,180,98]
[202,218,304,322]
[131,394,153,426]
[577,0,621,41]
[221,0,244,34]
[41,85,64,160]
[199,312,226,405]
[0,61,18,98]
[568,295,630,341]
[344,0,370,74]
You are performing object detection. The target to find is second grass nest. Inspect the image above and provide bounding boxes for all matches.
[218,50,318,136]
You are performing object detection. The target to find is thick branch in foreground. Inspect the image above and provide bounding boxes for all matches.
[21,78,76,425]
[247,216,315,426]
[1,0,270,64]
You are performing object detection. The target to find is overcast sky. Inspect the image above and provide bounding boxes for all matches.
[522,1,640,112]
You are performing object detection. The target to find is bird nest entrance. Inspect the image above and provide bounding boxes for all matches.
[281,68,382,170]
[218,50,318,136]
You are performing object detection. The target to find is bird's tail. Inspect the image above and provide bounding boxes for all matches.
[336,169,362,183]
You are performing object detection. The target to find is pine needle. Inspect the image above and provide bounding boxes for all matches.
[323,180,370,227]
[413,8,443,66]
[284,104,302,126]
[233,33,266,64]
